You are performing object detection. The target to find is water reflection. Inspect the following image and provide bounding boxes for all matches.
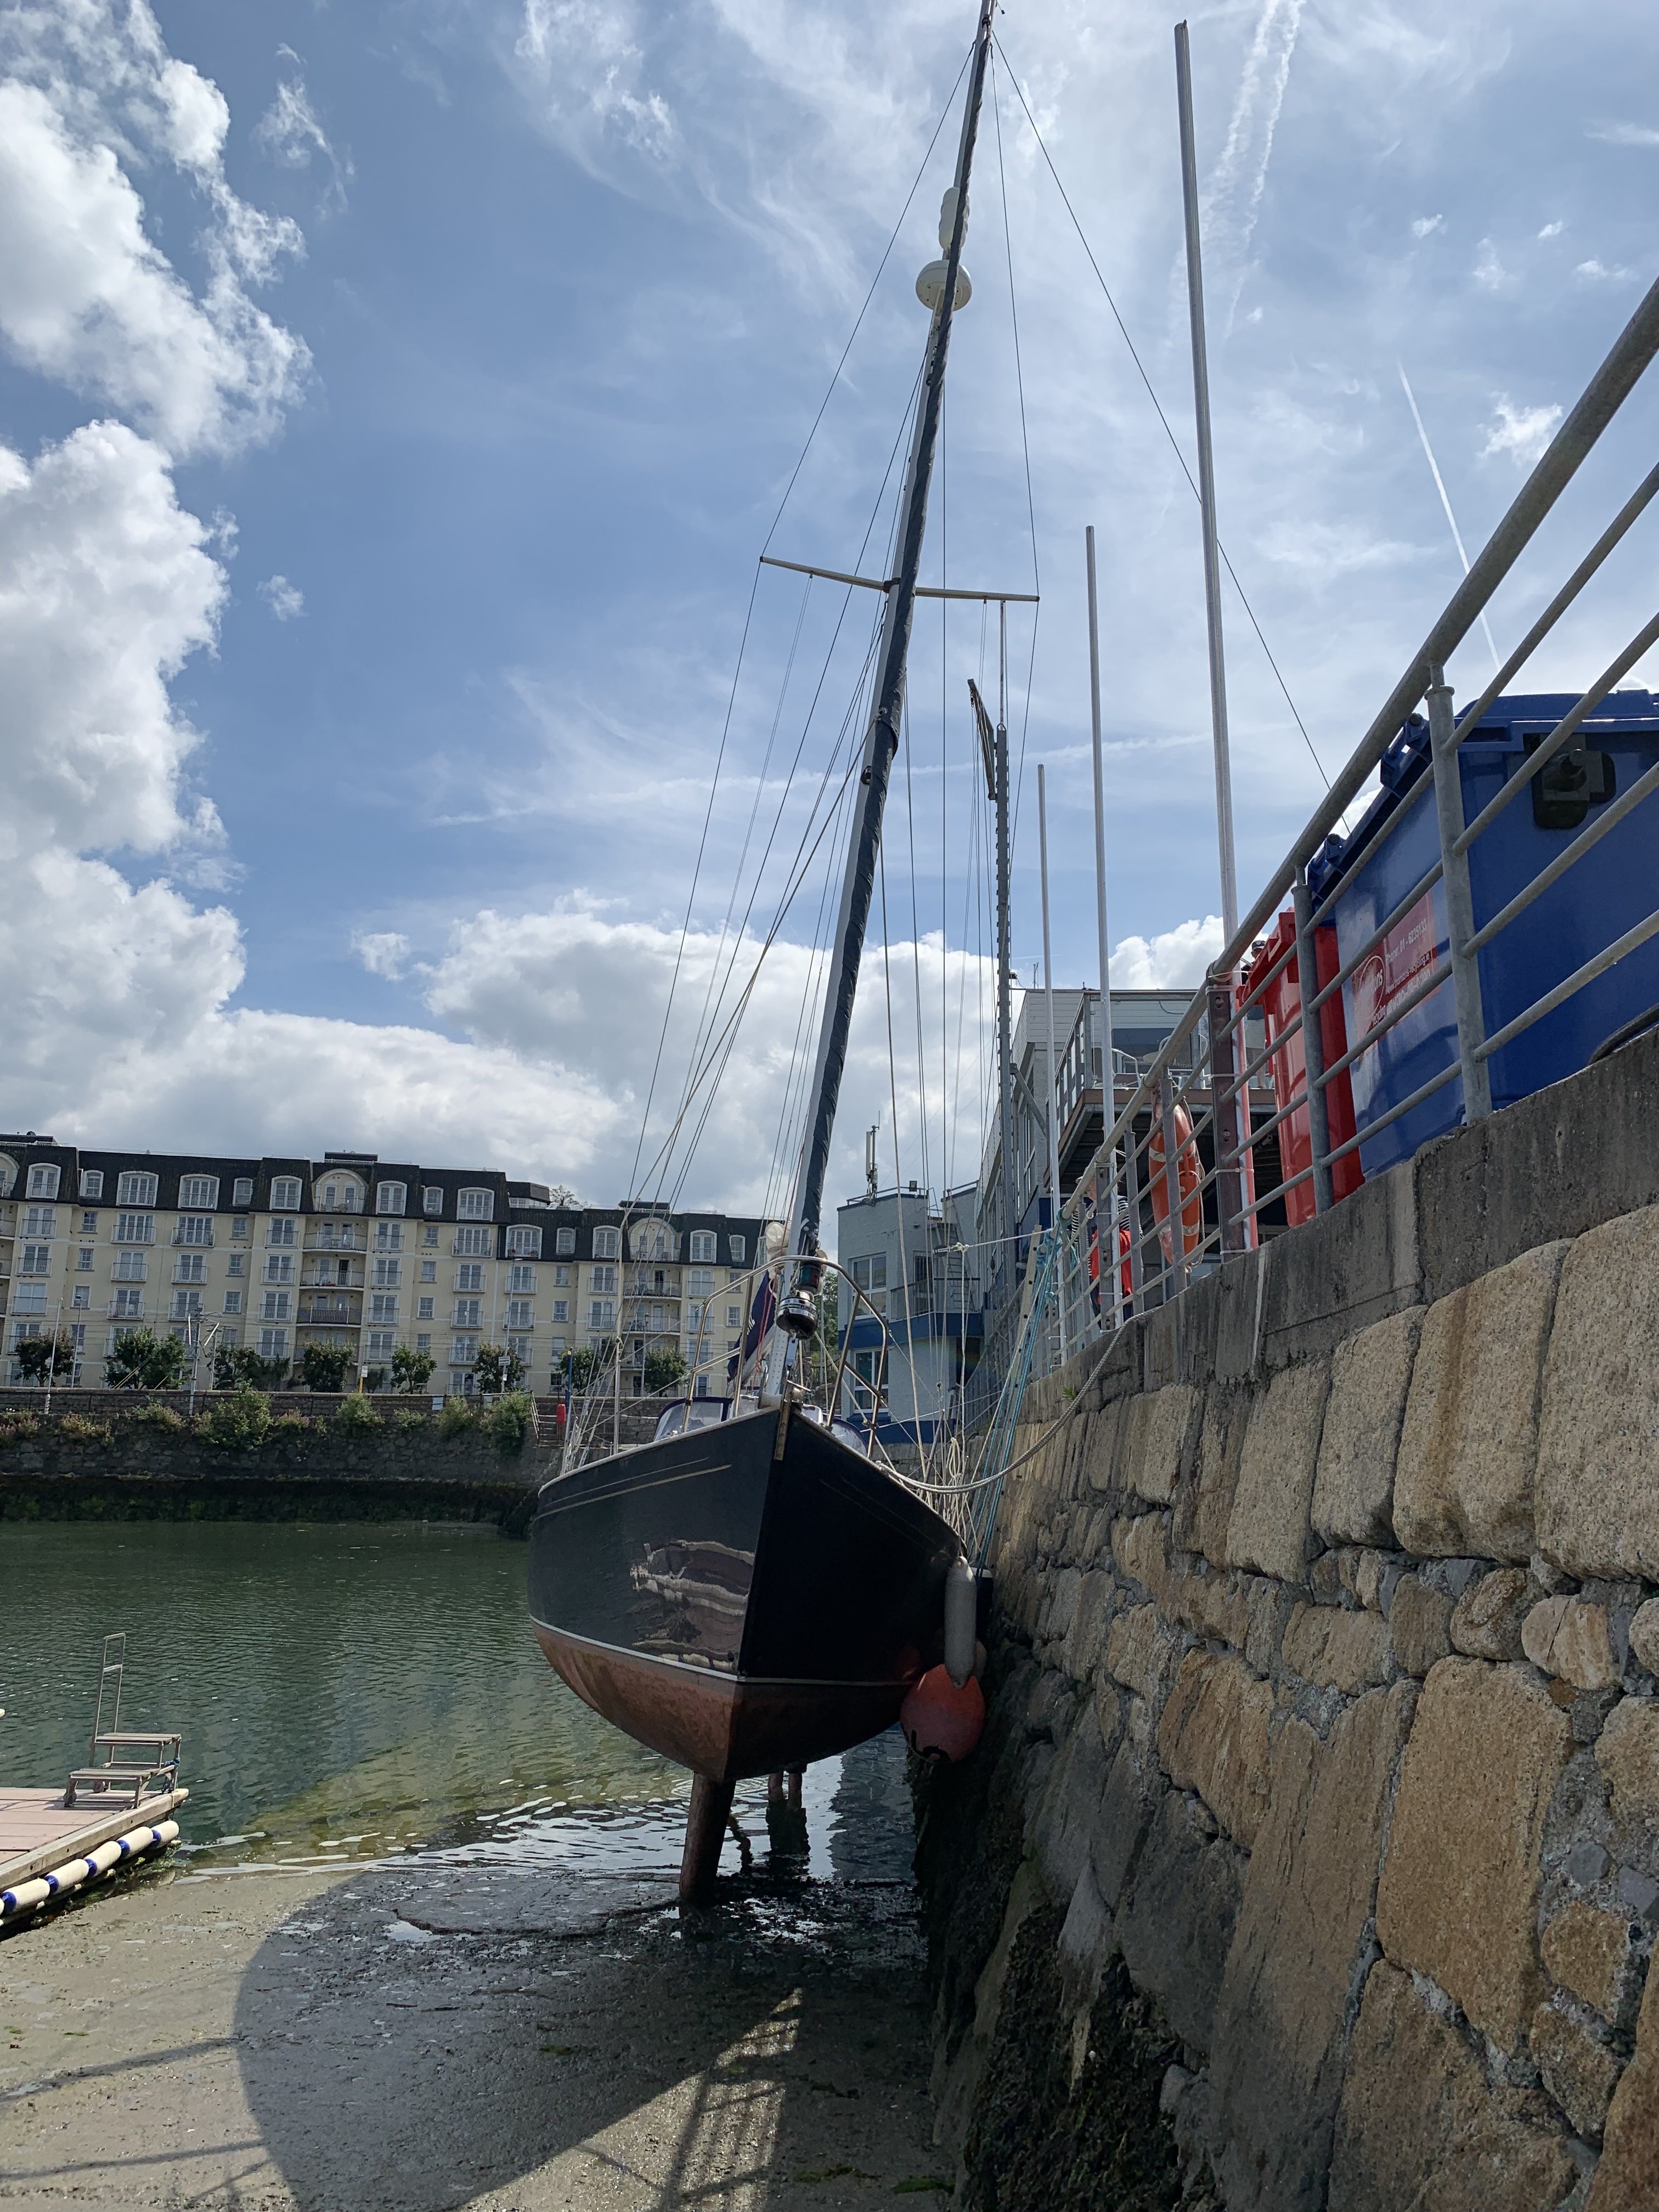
[0,1521,913,1883]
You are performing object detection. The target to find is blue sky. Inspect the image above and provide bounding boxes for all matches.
[2,0,1657,1224]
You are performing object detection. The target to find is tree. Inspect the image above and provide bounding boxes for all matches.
[390,1345,436,1395]
[643,1347,687,1395]
[105,1328,188,1390]
[566,1341,614,1392]
[215,1344,289,1390]
[473,1342,524,1395]
[548,1185,579,1208]
[300,1343,355,1393]
[15,1331,77,1385]
[363,1367,388,1395]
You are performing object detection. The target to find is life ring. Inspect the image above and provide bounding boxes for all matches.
[1147,1103,1204,1262]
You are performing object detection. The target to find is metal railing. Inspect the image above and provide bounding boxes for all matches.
[1030,273,1659,1374]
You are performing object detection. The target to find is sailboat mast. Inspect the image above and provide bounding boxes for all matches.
[787,0,996,1263]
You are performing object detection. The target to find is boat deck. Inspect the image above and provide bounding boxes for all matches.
[0,1785,189,1892]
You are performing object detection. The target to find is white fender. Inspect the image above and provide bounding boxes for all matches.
[944,1558,978,1688]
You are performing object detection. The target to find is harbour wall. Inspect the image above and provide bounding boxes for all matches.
[0,1391,563,1523]
[915,1026,1659,2211]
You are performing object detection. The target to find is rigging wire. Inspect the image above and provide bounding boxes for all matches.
[994,29,1330,791]
[900,689,933,1206]
[989,51,1042,864]
[630,36,974,1207]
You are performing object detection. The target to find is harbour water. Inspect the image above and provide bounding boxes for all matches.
[0,1520,913,1882]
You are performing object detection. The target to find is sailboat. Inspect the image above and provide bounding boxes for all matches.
[527,0,996,1900]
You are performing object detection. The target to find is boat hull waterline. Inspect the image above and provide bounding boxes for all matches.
[528,1404,960,1783]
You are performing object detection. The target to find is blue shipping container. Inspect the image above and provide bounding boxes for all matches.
[1319,690,1659,1177]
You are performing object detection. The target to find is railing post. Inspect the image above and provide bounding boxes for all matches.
[1426,665,1493,1121]
[1124,1123,1145,1312]
[1207,969,1248,1254]
[1291,866,1334,1213]
[1159,1071,1188,1297]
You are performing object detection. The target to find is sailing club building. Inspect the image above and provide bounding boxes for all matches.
[0,1136,761,1398]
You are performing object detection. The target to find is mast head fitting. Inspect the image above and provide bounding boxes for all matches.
[777,1291,817,1341]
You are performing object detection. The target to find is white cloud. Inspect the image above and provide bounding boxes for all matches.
[1410,213,1444,238]
[1587,121,1659,148]
[354,930,411,979]
[1537,219,1564,240]
[1108,917,1224,991]
[1575,257,1637,284]
[0,4,308,458]
[1472,236,1509,291]
[255,53,351,213]
[258,572,304,620]
[1480,395,1562,467]
[514,0,678,169]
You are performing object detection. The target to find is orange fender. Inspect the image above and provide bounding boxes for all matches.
[1147,1102,1204,1262]
[900,1665,986,1763]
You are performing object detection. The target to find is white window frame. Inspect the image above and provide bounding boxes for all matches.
[370,1293,399,1323]
[232,1177,254,1207]
[453,1298,482,1327]
[178,1175,219,1209]
[505,1225,542,1259]
[112,1251,147,1282]
[729,1234,747,1263]
[592,1226,620,1260]
[689,1231,716,1265]
[115,1212,155,1245]
[422,1187,444,1215]
[375,1221,404,1251]
[173,1253,207,1284]
[270,1176,302,1211]
[80,1169,104,1200]
[453,1225,488,1257]
[267,1217,298,1247]
[26,1163,61,1199]
[376,1182,407,1216]
[417,1296,435,1320]
[117,1171,158,1206]
[555,1227,577,1256]
[457,1187,494,1222]
[176,1215,214,1246]
[111,1285,144,1318]
[455,1263,483,1292]
[507,1264,537,1293]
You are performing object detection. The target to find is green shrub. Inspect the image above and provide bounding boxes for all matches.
[57,1414,112,1443]
[391,1346,436,1394]
[394,1409,428,1433]
[0,1416,42,1445]
[300,1344,356,1393]
[334,1393,383,1436]
[105,1327,188,1391]
[129,1402,187,1434]
[483,1391,535,1455]
[270,1411,311,1436]
[437,1396,476,1437]
[194,1385,271,1450]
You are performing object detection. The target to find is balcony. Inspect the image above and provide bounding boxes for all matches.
[297,1291,362,1327]
[306,1223,364,1252]
[303,1257,363,1288]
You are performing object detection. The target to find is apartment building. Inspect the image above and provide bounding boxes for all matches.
[0,1135,766,1397]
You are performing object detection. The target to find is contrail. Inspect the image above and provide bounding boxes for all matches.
[1397,362,1503,676]
[1203,0,1305,338]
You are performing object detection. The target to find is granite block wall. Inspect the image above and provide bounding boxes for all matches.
[916,1035,1659,2212]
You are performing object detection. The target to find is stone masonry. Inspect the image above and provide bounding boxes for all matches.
[914,1029,1659,2212]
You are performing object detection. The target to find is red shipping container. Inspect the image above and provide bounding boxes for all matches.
[1242,909,1362,1228]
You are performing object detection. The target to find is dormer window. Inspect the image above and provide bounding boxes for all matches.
[232,1177,254,1207]
[270,1177,302,1211]
[117,1171,158,1207]
[457,1188,494,1222]
[80,1170,104,1200]
[376,1182,407,1216]
[178,1175,219,1209]
[27,1163,61,1199]
[423,1187,444,1216]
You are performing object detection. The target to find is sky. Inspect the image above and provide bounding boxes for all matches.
[2,0,1657,1234]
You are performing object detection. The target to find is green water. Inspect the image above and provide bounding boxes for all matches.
[0,1522,912,1879]
[0,1521,680,1866]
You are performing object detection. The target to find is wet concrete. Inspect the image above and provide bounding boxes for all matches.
[0,1854,944,2210]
